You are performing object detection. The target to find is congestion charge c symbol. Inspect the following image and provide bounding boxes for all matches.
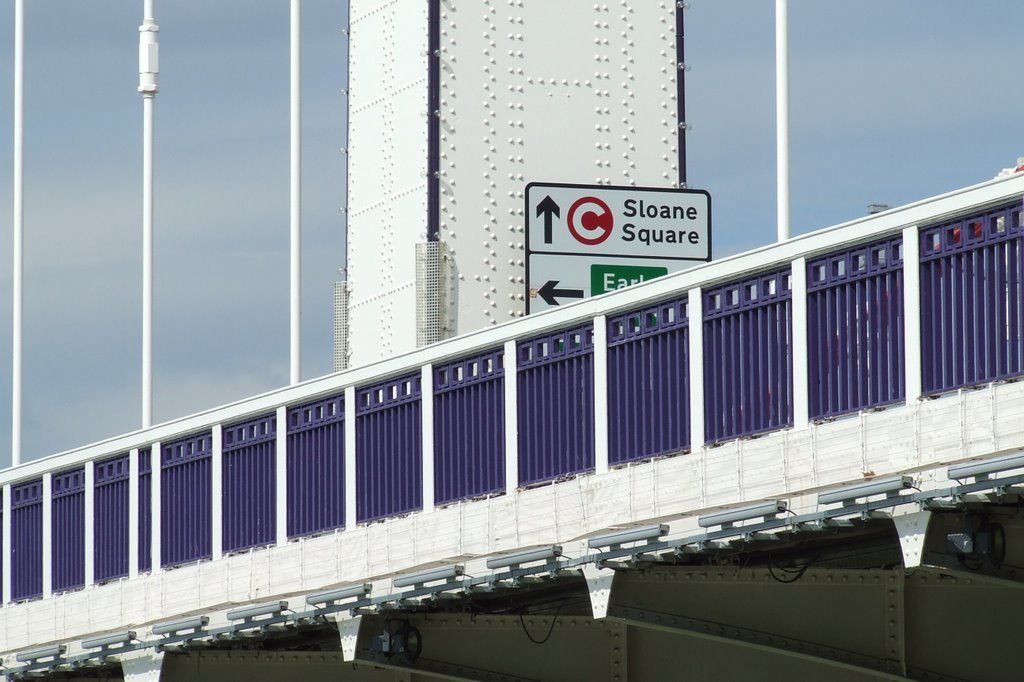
[567,196,614,245]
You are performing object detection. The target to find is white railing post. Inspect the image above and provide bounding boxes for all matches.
[903,225,922,404]
[421,365,435,512]
[688,288,705,450]
[211,425,223,561]
[276,405,289,546]
[791,257,809,427]
[503,340,519,494]
[593,315,609,475]
[2,483,11,603]
[150,443,161,572]
[128,448,139,578]
[41,473,52,598]
[344,386,357,527]
[84,460,95,586]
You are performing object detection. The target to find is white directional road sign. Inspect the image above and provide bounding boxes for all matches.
[525,183,712,313]
[528,254,689,312]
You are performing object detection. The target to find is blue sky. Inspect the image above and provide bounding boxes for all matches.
[0,1,1021,465]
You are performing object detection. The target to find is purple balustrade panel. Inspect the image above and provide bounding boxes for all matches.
[607,297,690,465]
[138,449,152,572]
[807,238,905,419]
[517,325,596,486]
[94,454,130,582]
[160,433,212,567]
[222,414,276,552]
[287,394,345,537]
[920,201,1024,394]
[355,375,423,523]
[51,468,85,592]
[11,480,43,601]
[703,269,794,444]
[433,349,505,504]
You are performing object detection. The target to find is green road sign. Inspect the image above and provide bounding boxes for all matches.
[591,264,669,295]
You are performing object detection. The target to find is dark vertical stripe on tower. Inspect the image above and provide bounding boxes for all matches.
[675,3,687,187]
[427,0,441,241]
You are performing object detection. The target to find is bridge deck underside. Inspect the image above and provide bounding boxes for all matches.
[17,509,1024,682]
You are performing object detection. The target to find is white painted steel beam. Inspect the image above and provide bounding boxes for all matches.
[348,2,688,365]
[120,649,164,682]
[892,508,931,570]
[330,612,362,662]
[584,564,615,619]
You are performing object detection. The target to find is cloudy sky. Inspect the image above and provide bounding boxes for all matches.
[0,1,1021,466]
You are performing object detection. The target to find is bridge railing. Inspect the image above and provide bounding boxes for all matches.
[0,175,1022,605]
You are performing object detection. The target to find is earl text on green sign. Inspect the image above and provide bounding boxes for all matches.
[591,264,669,295]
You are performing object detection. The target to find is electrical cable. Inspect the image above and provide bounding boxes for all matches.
[519,606,561,645]
[767,553,816,584]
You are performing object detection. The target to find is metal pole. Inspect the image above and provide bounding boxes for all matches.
[290,0,302,384]
[140,0,159,427]
[776,0,790,242]
[12,0,24,466]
